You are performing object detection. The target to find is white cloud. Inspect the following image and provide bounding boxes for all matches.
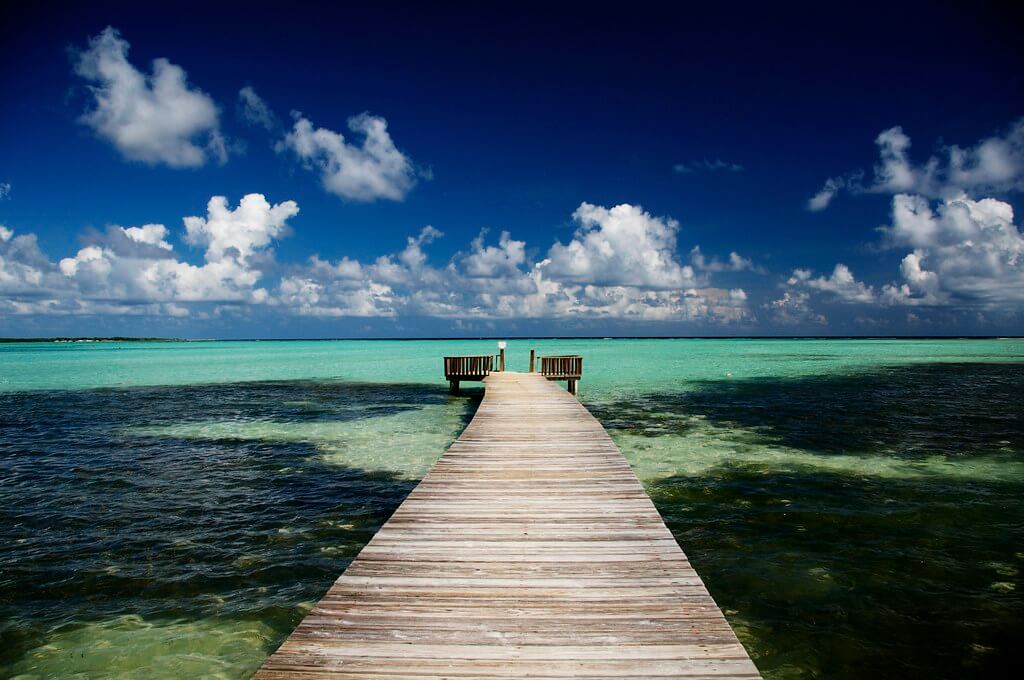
[0,230,61,295]
[461,230,527,278]
[124,224,172,250]
[74,27,226,168]
[788,264,876,303]
[47,194,298,309]
[769,263,874,324]
[766,290,827,326]
[808,119,1024,208]
[544,203,697,289]
[947,122,1024,193]
[871,126,932,194]
[184,194,298,261]
[2,200,750,324]
[0,183,10,200]
[276,202,748,323]
[279,112,417,202]
[238,86,277,130]
[880,194,1024,307]
[690,246,758,272]
[276,275,396,318]
[807,177,845,211]
[880,251,946,306]
[800,117,1024,319]
[264,202,750,323]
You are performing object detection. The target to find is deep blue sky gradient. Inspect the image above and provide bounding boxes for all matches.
[1,1,1022,336]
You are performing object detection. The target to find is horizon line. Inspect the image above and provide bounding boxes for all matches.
[3,335,1022,343]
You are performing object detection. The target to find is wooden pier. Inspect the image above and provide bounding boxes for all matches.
[538,355,583,394]
[255,371,760,679]
[443,355,495,394]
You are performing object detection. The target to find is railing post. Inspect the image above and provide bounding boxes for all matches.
[529,349,535,373]
[500,347,505,372]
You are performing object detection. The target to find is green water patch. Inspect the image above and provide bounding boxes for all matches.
[132,406,469,479]
[590,362,1024,481]
[5,615,281,679]
[0,379,475,678]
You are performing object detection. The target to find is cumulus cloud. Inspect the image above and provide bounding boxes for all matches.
[184,193,298,262]
[690,246,759,273]
[74,27,226,168]
[461,230,527,278]
[808,119,1024,208]
[766,290,827,326]
[769,264,874,324]
[799,117,1024,320]
[807,176,848,211]
[880,194,1024,307]
[274,202,748,323]
[2,200,750,324]
[787,191,1024,313]
[544,203,697,289]
[870,126,934,194]
[948,122,1024,193]
[788,264,875,303]
[237,86,277,131]
[0,229,62,297]
[4,194,296,314]
[278,112,417,202]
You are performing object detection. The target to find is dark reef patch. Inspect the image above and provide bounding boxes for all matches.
[0,379,476,674]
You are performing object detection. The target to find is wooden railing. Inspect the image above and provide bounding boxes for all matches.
[539,355,583,379]
[444,355,494,379]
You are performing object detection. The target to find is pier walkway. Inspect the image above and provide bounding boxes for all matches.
[255,372,760,679]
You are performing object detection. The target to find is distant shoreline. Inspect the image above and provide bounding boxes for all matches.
[0,337,177,343]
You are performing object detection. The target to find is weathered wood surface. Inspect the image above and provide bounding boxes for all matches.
[254,371,760,679]
[444,355,494,380]
[539,355,583,379]
[538,355,583,394]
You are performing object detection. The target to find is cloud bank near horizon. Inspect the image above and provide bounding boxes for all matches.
[0,198,753,327]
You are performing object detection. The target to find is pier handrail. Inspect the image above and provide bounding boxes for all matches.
[444,354,494,378]
[539,355,583,378]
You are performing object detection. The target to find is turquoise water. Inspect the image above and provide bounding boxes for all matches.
[1,339,1022,677]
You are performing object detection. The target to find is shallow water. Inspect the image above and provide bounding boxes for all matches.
[1,339,1022,678]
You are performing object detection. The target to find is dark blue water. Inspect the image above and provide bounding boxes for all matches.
[1,361,1022,678]
[0,380,474,678]
[593,362,1024,677]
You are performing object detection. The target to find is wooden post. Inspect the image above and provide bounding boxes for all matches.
[567,379,577,395]
[449,379,460,394]
[529,349,535,373]
[500,347,505,372]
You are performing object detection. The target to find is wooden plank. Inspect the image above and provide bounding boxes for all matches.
[254,372,760,679]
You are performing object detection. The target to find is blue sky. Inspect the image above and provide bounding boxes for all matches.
[1,2,1022,337]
